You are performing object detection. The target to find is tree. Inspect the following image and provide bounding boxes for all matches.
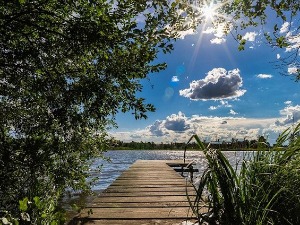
[184,0,300,79]
[0,0,188,222]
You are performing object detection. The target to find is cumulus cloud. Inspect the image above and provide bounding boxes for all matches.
[161,114,276,142]
[164,111,190,132]
[179,68,246,101]
[145,112,191,138]
[276,105,300,125]
[148,120,165,136]
[257,74,273,79]
[111,103,300,145]
[243,32,258,42]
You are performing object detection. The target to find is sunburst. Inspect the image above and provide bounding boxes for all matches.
[202,2,217,22]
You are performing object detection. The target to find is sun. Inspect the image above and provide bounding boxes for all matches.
[202,2,217,21]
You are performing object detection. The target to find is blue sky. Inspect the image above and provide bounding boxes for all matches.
[111,7,300,145]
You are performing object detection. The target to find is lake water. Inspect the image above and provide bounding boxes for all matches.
[88,150,249,192]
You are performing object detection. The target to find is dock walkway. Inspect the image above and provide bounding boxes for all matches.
[70,160,198,225]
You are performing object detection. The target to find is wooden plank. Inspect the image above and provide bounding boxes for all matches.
[70,219,198,225]
[104,187,195,193]
[99,192,196,197]
[79,207,195,219]
[91,196,195,203]
[69,160,199,225]
[85,202,192,208]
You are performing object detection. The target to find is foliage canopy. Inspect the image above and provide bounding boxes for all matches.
[0,0,187,222]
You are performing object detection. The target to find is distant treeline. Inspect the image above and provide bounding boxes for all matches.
[109,136,271,150]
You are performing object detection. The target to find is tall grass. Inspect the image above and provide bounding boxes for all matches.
[187,124,300,225]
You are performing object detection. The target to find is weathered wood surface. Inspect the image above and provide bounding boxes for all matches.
[69,160,199,225]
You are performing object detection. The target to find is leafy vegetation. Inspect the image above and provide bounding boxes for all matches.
[188,124,300,225]
[0,0,189,223]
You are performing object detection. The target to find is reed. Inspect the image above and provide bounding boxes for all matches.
[187,124,300,225]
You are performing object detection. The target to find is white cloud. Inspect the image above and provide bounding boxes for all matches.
[243,32,258,42]
[111,102,300,145]
[276,105,300,125]
[203,23,232,45]
[210,37,226,44]
[284,100,292,105]
[277,54,281,59]
[280,22,290,33]
[257,74,273,79]
[220,100,232,107]
[208,100,232,111]
[111,113,282,144]
[178,29,197,39]
[229,109,238,115]
[165,23,196,39]
[164,111,190,132]
[148,120,165,136]
[214,23,231,38]
[286,34,300,52]
[179,68,246,101]
[171,76,179,82]
[288,66,298,74]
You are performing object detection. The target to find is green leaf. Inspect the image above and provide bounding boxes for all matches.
[238,44,245,51]
[237,34,242,40]
[276,36,288,48]
[33,196,41,209]
[19,197,28,212]
[50,221,58,225]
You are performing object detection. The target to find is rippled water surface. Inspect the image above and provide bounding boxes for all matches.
[89,150,251,192]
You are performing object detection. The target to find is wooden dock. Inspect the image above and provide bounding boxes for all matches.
[70,160,199,225]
